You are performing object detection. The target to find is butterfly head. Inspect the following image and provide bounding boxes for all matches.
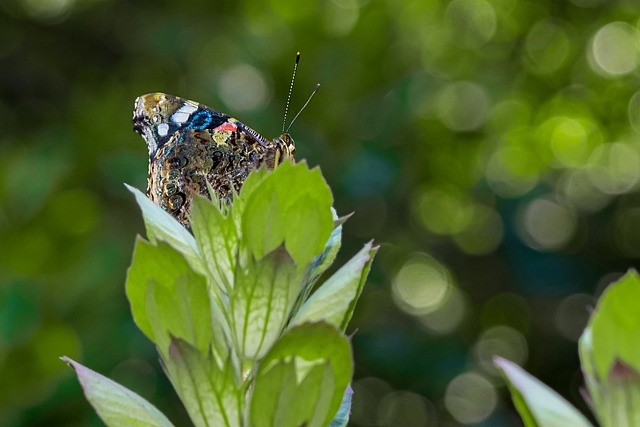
[272,132,296,166]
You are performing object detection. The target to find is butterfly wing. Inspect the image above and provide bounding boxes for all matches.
[133,92,277,227]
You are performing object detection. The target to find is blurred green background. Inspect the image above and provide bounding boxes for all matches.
[2,0,640,425]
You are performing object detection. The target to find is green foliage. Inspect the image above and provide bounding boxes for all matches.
[494,357,593,427]
[579,270,640,426]
[498,270,640,427]
[12,1,640,424]
[65,162,377,427]
[61,357,175,427]
[250,322,352,427]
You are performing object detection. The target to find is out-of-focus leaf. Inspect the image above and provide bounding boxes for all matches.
[61,357,175,427]
[126,185,205,275]
[291,241,377,331]
[250,322,352,427]
[229,246,304,360]
[162,338,243,427]
[494,357,593,427]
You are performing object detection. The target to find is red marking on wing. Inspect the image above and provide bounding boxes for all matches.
[215,122,237,132]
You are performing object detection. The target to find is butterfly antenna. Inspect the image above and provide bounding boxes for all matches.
[286,83,320,133]
[282,52,301,133]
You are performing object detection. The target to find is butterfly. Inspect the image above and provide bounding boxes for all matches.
[132,54,318,228]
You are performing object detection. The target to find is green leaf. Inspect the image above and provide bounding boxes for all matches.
[145,269,214,358]
[327,386,353,427]
[240,161,333,267]
[578,269,640,426]
[61,357,175,427]
[229,246,304,360]
[126,238,211,352]
[234,165,270,215]
[494,357,593,427]
[305,211,347,287]
[162,338,243,427]
[190,195,238,294]
[250,359,336,427]
[250,322,352,427]
[291,242,377,331]
[580,269,640,379]
[126,185,205,276]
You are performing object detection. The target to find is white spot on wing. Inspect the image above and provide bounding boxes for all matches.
[171,112,190,123]
[171,102,199,124]
[157,123,169,136]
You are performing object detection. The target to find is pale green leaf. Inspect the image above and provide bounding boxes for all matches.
[126,238,209,351]
[580,269,640,380]
[145,270,214,357]
[578,269,640,426]
[162,338,243,427]
[229,247,304,360]
[249,360,297,427]
[494,357,593,427]
[251,322,352,427]
[250,360,335,427]
[292,242,377,331]
[62,357,175,427]
[240,161,333,267]
[305,211,345,288]
[190,195,238,294]
[126,184,205,276]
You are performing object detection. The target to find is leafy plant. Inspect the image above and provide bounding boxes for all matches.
[495,270,640,427]
[62,161,377,427]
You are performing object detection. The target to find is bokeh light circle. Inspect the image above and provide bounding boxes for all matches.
[392,256,452,315]
[628,90,640,133]
[587,142,640,195]
[351,377,394,426]
[378,391,434,427]
[21,0,74,22]
[452,204,504,255]
[519,196,577,251]
[444,0,497,49]
[558,169,611,212]
[218,63,270,112]
[436,81,490,132]
[589,22,640,77]
[554,293,594,342]
[418,286,468,335]
[486,145,540,198]
[524,19,570,75]
[413,185,475,235]
[444,372,497,424]
[474,326,528,375]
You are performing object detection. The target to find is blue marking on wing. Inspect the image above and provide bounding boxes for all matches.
[186,110,213,130]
